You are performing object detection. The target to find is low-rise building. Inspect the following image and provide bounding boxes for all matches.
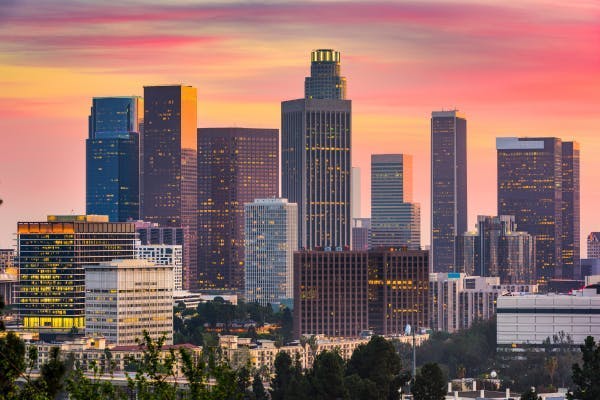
[497,286,600,349]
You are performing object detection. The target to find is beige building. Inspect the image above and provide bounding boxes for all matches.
[85,259,174,345]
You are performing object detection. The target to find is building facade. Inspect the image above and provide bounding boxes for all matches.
[351,167,361,220]
[86,96,143,222]
[304,49,347,100]
[282,49,352,250]
[244,199,297,307]
[352,218,371,251]
[17,215,136,332]
[431,110,467,273]
[371,154,420,250]
[460,215,536,284]
[197,128,279,292]
[497,137,579,283]
[587,232,600,259]
[293,249,429,338]
[141,85,197,289]
[0,248,15,271]
[430,273,538,333]
[85,259,174,345]
[136,244,183,291]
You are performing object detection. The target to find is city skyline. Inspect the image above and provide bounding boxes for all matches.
[1,1,599,252]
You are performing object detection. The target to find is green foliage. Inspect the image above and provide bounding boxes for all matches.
[412,363,446,400]
[309,351,348,400]
[251,372,267,400]
[568,336,600,400]
[0,331,27,398]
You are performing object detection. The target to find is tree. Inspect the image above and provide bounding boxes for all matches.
[520,388,541,400]
[0,331,27,398]
[412,363,446,400]
[271,352,293,400]
[252,372,268,400]
[39,347,67,399]
[309,350,347,400]
[568,336,600,400]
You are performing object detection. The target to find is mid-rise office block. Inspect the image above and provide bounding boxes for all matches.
[136,244,183,291]
[293,249,429,338]
[368,249,429,335]
[587,232,600,259]
[142,85,197,289]
[293,250,369,338]
[371,154,420,249]
[282,49,352,250]
[497,137,579,283]
[17,215,136,332]
[244,199,297,307]
[431,110,467,273]
[197,128,279,292]
[85,259,173,345]
[0,248,15,271]
[352,218,371,250]
[460,215,536,284]
[430,273,538,333]
[86,96,143,222]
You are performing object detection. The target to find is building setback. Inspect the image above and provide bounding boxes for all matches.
[293,248,429,338]
[141,85,197,289]
[431,110,467,273]
[496,137,579,283]
[136,244,183,291]
[282,49,352,250]
[17,215,136,332]
[85,259,173,345]
[86,96,143,222]
[244,198,297,307]
[371,154,420,250]
[197,128,279,292]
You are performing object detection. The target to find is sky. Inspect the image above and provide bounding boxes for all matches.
[0,0,599,251]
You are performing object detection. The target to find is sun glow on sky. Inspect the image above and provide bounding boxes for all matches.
[0,0,599,249]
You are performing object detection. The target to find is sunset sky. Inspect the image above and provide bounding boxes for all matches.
[1,0,599,250]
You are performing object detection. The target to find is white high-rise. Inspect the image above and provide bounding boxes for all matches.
[136,244,183,291]
[244,199,297,306]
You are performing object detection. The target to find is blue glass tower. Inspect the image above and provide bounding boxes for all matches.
[86,97,143,222]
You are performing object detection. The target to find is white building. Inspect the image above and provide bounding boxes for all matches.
[136,244,183,291]
[497,287,600,349]
[244,198,297,307]
[85,259,174,345]
[430,273,538,333]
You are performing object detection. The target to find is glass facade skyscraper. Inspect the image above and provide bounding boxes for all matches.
[497,137,579,283]
[244,199,297,307]
[142,85,198,289]
[304,49,347,100]
[17,215,136,333]
[371,154,420,250]
[197,128,279,292]
[282,49,352,250]
[431,110,467,273]
[86,96,142,222]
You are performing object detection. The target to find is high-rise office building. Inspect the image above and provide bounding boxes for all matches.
[351,167,361,219]
[197,128,279,292]
[244,199,297,307]
[85,259,173,345]
[587,232,600,259]
[86,96,143,222]
[142,85,197,289]
[352,218,371,250]
[561,141,580,279]
[135,220,184,246]
[460,215,536,284]
[17,215,136,332]
[371,154,421,249]
[496,137,580,283]
[136,244,183,291]
[0,248,15,271]
[431,110,467,273]
[282,49,352,250]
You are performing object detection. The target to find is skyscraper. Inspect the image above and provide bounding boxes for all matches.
[496,137,568,283]
[142,85,197,289]
[17,215,136,333]
[431,110,467,273]
[351,167,361,220]
[244,199,297,307]
[371,154,421,249]
[197,128,279,291]
[86,96,143,222]
[352,218,371,250]
[561,141,580,279]
[587,232,600,259]
[282,49,351,250]
[460,215,536,284]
